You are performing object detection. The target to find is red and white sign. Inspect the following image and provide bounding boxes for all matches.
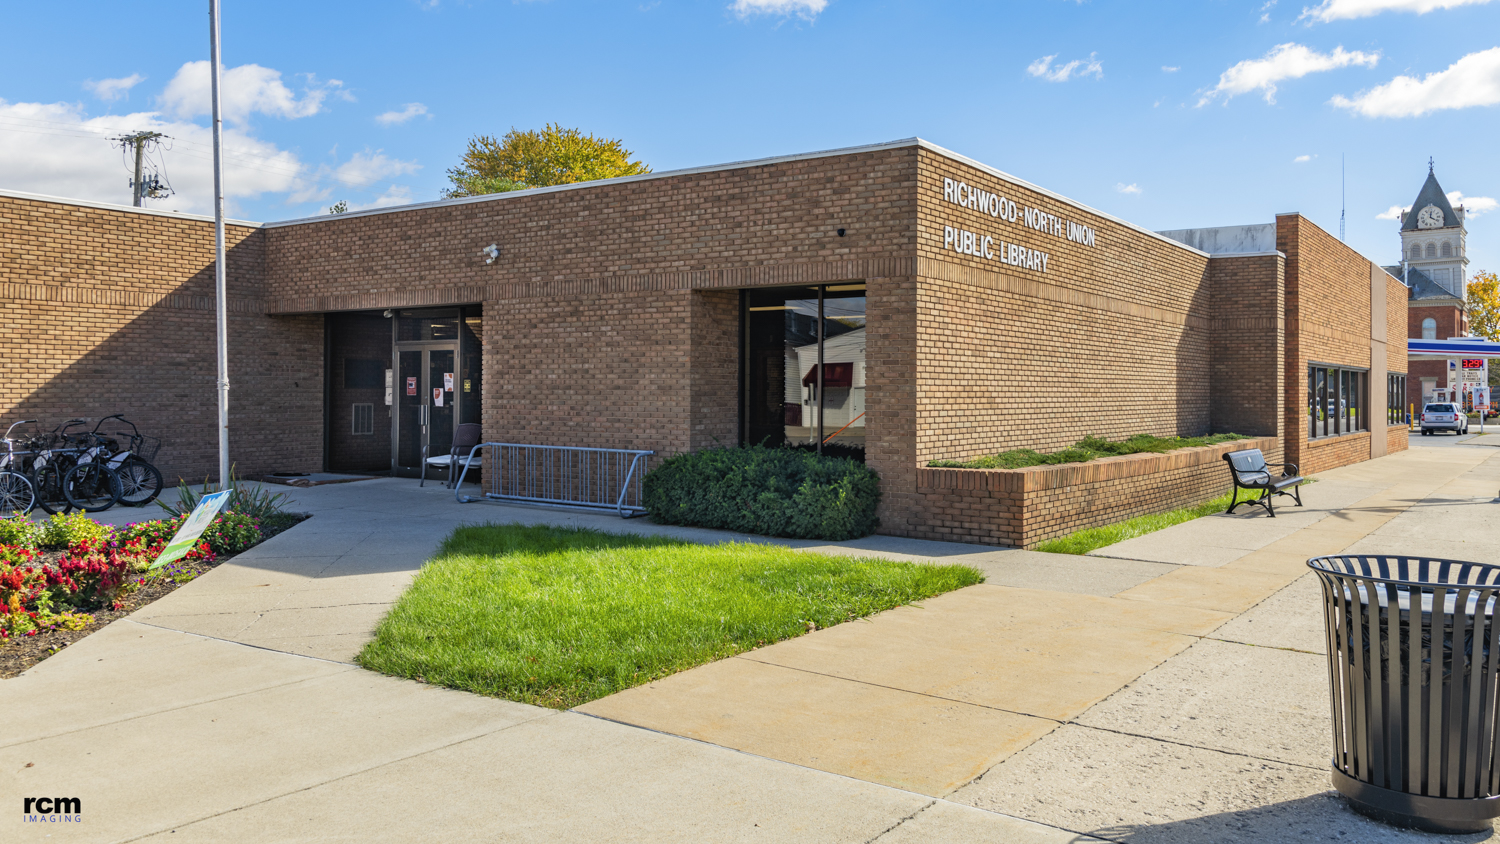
[406,377,417,396]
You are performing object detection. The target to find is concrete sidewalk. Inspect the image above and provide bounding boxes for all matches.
[5,446,1500,842]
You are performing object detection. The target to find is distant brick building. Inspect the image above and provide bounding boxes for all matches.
[0,138,1407,545]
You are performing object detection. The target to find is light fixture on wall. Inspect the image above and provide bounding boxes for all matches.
[383,310,393,318]
[481,244,500,264]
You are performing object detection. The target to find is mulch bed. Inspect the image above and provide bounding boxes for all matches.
[0,512,311,680]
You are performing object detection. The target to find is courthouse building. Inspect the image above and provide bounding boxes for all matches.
[0,138,1409,546]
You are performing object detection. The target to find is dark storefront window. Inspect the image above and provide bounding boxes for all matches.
[1308,365,1368,439]
[1387,373,1407,424]
[742,284,866,459]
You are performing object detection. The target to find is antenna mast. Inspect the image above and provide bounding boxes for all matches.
[1340,154,1346,242]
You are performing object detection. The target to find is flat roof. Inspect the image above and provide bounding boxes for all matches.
[0,138,1210,258]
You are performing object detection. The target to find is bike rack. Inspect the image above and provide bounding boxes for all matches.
[452,443,654,518]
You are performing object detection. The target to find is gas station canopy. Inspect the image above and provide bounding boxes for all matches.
[1408,338,1500,361]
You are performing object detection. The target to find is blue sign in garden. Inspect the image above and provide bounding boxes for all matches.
[149,490,232,570]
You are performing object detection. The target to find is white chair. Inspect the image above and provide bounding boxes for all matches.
[421,423,483,488]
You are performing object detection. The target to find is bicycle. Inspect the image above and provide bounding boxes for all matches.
[61,428,123,512]
[93,414,163,507]
[20,418,90,515]
[0,420,37,517]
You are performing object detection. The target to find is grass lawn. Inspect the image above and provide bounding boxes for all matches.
[357,523,983,709]
[1033,479,1315,555]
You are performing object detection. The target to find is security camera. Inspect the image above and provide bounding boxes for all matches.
[383,310,393,318]
[481,244,500,264]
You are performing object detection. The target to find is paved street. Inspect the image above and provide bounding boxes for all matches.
[7,444,1500,842]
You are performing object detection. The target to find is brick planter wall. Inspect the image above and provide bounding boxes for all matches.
[902,436,1281,548]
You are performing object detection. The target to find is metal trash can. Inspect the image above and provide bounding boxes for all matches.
[1308,555,1500,833]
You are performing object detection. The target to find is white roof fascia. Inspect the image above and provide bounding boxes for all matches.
[257,137,1212,257]
[0,187,263,227]
[1203,251,1287,259]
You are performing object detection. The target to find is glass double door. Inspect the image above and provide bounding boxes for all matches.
[394,345,457,476]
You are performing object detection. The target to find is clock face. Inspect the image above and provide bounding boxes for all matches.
[1417,204,1445,229]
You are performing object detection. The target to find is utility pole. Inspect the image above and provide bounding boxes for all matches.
[209,0,231,488]
[113,131,166,206]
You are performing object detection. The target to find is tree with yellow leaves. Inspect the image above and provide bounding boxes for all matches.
[1468,270,1500,342]
[443,124,651,198]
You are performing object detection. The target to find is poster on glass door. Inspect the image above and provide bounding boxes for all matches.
[432,387,444,407]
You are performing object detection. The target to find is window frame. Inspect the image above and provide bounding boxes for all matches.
[1307,363,1369,440]
[1387,373,1407,425]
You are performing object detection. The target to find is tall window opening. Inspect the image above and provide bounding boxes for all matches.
[1422,317,1437,340]
[1308,364,1367,440]
[742,284,866,460]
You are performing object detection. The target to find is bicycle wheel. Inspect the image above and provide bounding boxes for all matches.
[0,471,34,517]
[117,458,164,507]
[33,463,72,515]
[63,463,122,512]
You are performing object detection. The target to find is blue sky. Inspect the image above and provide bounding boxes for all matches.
[2,0,1497,274]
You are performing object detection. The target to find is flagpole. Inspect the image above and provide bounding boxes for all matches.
[209,0,231,487]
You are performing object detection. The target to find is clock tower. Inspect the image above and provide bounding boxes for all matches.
[1398,160,1468,298]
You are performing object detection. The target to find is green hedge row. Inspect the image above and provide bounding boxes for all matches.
[643,446,881,541]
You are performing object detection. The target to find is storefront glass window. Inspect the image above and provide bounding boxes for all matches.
[1308,365,1368,439]
[742,284,867,460]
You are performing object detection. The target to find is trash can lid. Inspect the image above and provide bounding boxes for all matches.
[1309,555,1500,616]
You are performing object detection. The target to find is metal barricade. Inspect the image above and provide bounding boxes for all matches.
[1309,554,1500,833]
[452,443,653,518]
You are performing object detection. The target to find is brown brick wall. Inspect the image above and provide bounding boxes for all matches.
[262,148,920,314]
[0,195,322,483]
[910,437,1281,548]
[1207,254,1284,438]
[1279,214,1400,475]
[911,150,1215,464]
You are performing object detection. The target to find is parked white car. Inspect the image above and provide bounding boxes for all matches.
[1420,403,1469,435]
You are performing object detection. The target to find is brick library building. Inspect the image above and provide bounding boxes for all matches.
[0,139,1410,547]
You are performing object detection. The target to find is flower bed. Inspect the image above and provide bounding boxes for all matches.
[0,509,307,678]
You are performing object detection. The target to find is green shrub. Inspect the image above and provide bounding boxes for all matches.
[37,512,113,550]
[157,464,291,521]
[643,445,880,541]
[0,514,39,549]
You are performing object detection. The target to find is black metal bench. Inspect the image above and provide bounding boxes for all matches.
[1223,448,1303,517]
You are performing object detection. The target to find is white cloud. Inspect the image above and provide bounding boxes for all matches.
[159,61,346,125]
[1330,47,1500,117]
[730,0,827,20]
[1294,154,1315,162]
[84,74,145,102]
[1116,182,1143,194]
[375,102,429,126]
[0,99,305,215]
[349,185,416,211]
[1450,191,1499,218]
[1261,0,1279,22]
[1377,205,1405,220]
[1027,53,1104,82]
[334,150,421,185]
[1300,0,1495,23]
[1198,43,1379,106]
[1162,66,1180,73]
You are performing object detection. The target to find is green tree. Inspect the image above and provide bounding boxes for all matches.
[1468,270,1500,341]
[443,124,651,198]
[327,200,349,215]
